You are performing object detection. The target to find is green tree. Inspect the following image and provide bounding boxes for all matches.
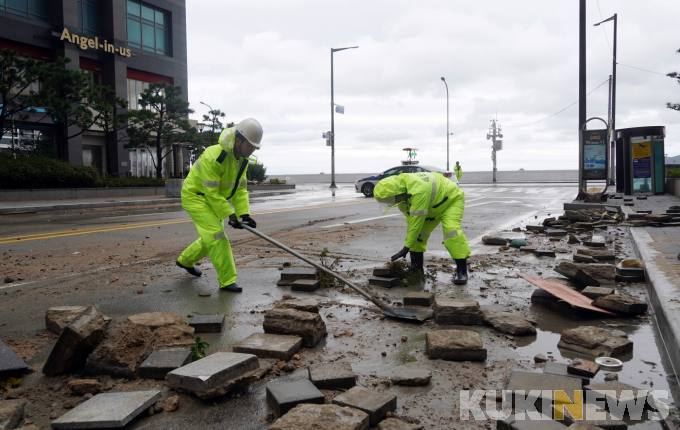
[194,109,230,160]
[0,49,44,148]
[126,83,193,178]
[246,161,267,183]
[668,48,680,112]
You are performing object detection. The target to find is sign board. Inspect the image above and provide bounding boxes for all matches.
[631,137,653,193]
[582,129,607,180]
[59,28,133,58]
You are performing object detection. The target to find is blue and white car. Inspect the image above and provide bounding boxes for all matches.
[355,164,455,197]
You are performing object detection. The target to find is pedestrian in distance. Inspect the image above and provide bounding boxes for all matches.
[176,118,263,292]
[454,161,462,182]
[374,171,471,285]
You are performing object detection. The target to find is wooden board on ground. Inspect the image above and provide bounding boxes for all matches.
[519,273,616,316]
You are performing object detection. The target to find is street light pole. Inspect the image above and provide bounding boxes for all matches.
[594,13,617,186]
[440,77,450,171]
[329,45,358,189]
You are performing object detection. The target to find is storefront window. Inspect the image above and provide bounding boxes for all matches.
[126,0,170,56]
[1,0,48,19]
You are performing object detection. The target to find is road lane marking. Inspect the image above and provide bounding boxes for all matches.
[321,214,400,229]
[0,199,371,244]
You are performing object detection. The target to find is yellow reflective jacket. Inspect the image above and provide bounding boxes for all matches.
[374,172,464,248]
[454,165,462,181]
[182,127,250,219]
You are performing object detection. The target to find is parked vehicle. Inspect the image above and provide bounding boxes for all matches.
[355,164,454,197]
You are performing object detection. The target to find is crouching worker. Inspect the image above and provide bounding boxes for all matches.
[176,118,263,292]
[373,171,471,285]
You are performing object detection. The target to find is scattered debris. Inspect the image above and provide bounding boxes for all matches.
[403,292,433,307]
[138,348,192,379]
[426,329,486,361]
[368,277,401,288]
[233,333,303,361]
[269,404,368,430]
[482,236,508,246]
[166,352,260,399]
[66,378,102,395]
[592,293,648,316]
[581,286,615,299]
[45,306,89,335]
[0,339,29,377]
[188,314,225,333]
[309,363,356,389]
[389,365,432,386]
[558,326,633,357]
[567,359,600,378]
[520,274,615,315]
[266,378,324,417]
[481,309,536,336]
[291,279,321,292]
[51,391,161,429]
[263,308,327,347]
[332,385,397,426]
[433,298,483,325]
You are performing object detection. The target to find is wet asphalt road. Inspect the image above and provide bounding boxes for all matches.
[9,183,676,428]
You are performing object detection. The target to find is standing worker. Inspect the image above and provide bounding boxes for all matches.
[176,118,263,292]
[454,161,462,182]
[374,171,471,285]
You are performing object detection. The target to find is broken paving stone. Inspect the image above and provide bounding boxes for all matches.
[403,291,433,307]
[526,225,546,233]
[581,286,615,300]
[274,297,320,313]
[269,404,369,430]
[545,228,569,237]
[575,248,615,262]
[188,314,224,333]
[568,234,581,244]
[127,312,195,347]
[233,333,302,361]
[67,378,102,395]
[0,399,26,430]
[45,305,88,335]
[558,326,632,358]
[482,235,509,245]
[368,277,401,288]
[573,254,598,264]
[309,363,356,389]
[373,267,392,277]
[592,293,647,316]
[534,249,557,258]
[291,279,321,292]
[166,352,259,399]
[497,414,567,429]
[506,371,582,408]
[263,308,327,347]
[43,305,109,376]
[568,359,600,378]
[280,267,318,281]
[51,390,161,429]
[378,418,421,430]
[333,386,397,426]
[565,210,592,222]
[426,329,486,361]
[534,353,548,363]
[555,262,615,286]
[138,348,192,379]
[0,339,28,377]
[542,362,588,385]
[482,309,536,336]
[433,297,483,325]
[267,378,325,416]
[584,235,606,247]
[389,365,431,386]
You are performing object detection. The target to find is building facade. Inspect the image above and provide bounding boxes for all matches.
[0,0,188,177]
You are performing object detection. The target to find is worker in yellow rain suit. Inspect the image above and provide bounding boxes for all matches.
[374,171,471,285]
[176,118,263,292]
[454,161,463,182]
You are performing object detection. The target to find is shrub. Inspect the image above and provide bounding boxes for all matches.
[667,167,680,178]
[0,153,98,188]
[246,162,267,183]
[98,176,165,187]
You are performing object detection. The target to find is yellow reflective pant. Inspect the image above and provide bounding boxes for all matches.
[408,194,471,260]
[177,192,237,287]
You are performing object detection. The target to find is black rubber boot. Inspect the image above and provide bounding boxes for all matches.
[220,283,242,293]
[176,260,202,277]
[453,259,468,285]
[409,251,424,272]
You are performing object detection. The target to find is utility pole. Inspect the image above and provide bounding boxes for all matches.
[578,0,587,197]
[486,119,503,184]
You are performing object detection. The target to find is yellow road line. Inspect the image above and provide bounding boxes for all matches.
[0,199,368,244]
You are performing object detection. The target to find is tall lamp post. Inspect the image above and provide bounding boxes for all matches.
[329,45,358,189]
[440,77,450,171]
[594,13,617,186]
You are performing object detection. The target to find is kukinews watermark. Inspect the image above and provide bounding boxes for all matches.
[459,389,671,422]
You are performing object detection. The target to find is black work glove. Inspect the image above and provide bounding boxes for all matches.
[241,214,257,228]
[391,246,409,261]
[228,214,243,229]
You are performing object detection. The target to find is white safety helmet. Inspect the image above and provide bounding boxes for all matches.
[235,118,263,149]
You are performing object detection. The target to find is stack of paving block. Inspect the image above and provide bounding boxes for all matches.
[277,267,321,292]
[368,266,406,288]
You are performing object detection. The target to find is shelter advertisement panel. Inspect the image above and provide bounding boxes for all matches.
[582,129,607,180]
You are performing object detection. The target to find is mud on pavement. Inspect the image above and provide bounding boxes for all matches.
[0,209,678,429]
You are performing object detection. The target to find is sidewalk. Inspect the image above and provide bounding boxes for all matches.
[0,189,295,215]
[618,194,680,379]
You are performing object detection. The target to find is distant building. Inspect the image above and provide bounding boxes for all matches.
[0,0,188,177]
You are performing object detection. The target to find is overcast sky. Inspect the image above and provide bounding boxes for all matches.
[186,0,680,174]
